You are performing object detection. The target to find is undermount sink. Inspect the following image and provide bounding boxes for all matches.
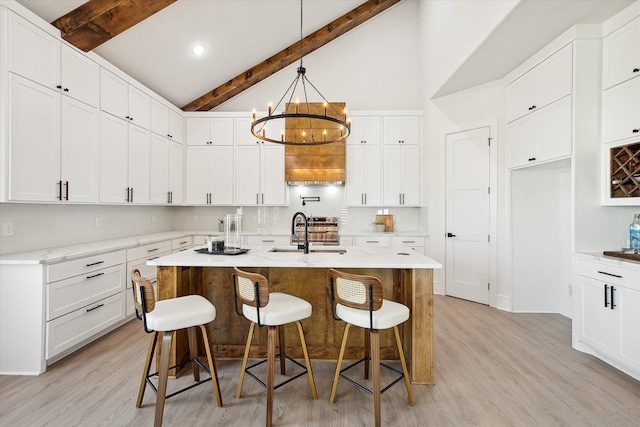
[269,247,347,254]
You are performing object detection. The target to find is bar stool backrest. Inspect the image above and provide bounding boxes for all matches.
[232,267,271,308]
[328,269,383,311]
[131,269,156,333]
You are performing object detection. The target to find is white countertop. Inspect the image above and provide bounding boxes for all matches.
[148,245,442,270]
[0,232,192,265]
[575,251,640,267]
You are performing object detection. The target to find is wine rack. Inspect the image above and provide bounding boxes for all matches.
[610,141,640,198]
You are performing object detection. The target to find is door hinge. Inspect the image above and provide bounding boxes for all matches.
[488,283,490,290]
[488,137,492,146]
[488,235,490,242]
[488,186,490,194]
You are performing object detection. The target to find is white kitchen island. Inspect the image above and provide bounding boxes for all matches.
[148,245,441,384]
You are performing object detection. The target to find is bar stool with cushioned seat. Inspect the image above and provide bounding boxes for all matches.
[131,269,222,427]
[327,269,414,427]
[232,267,318,427]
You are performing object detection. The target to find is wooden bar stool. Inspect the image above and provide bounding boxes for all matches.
[232,267,318,427]
[131,269,222,427]
[327,269,414,427]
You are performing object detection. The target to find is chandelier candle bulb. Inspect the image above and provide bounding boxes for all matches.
[268,102,272,116]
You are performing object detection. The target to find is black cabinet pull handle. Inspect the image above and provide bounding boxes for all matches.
[528,157,537,162]
[597,270,622,278]
[147,248,159,253]
[604,284,610,308]
[86,261,104,267]
[56,85,62,89]
[633,68,639,73]
[86,303,104,313]
[610,286,616,310]
[57,180,62,200]
[64,181,69,200]
[86,272,104,279]
[633,129,639,133]
[63,88,69,92]
[447,233,456,237]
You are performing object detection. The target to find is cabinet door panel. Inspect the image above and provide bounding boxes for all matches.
[60,44,99,108]
[536,45,572,109]
[167,141,183,204]
[186,117,211,146]
[362,145,382,206]
[579,276,618,354]
[9,75,60,202]
[168,110,183,144]
[128,85,150,130]
[383,145,402,205]
[186,147,211,205]
[8,11,59,89]
[99,114,128,203]
[210,146,234,205]
[150,99,169,138]
[602,78,640,144]
[345,145,365,205]
[507,114,537,169]
[149,134,169,204]
[536,96,572,162]
[603,16,640,89]
[617,286,640,371]
[261,144,286,205]
[99,69,127,120]
[506,72,535,123]
[60,97,99,203]
[127,126,150,204]
[402,145,421,206]
[235,146,260,205]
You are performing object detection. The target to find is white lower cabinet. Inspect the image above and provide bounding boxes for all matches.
[45,250,126,360]
[391,236,426,254]
[355,236,390,246]
[245,235,291,246]
[574,255,640,379]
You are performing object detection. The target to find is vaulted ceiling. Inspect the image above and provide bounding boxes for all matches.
[16,0,636,110]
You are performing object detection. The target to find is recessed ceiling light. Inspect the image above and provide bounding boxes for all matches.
[192,44,205,55]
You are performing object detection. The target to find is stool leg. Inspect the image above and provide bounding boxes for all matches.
[278,324,286,375]
[155,330,173,427]
[364,328,371,380]
[267,325,277,427]
[187,326,200,382]
[199,324,223,407]
[330,323,352,403]
[136,331,158,408]
[371,329,381,427]
[236,322,256,398]
[393,325,414,405]
[295,320,317,399]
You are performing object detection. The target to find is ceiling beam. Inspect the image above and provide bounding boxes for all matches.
[51,0,177,52]
[182,0,402,112]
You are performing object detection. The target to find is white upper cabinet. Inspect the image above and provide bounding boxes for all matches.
[100,68,150,129]
[151,99,184,144]
[507,96,573,169]
[603,15,640,90]
[185,145,234,206]
[186,117,234,145]
[7,10,59,90]
[602,77,640,144]
[383,144,421,206]
[60,44,99,108]
[383,116,420,145]
[150,134,183,205]
[506,44,573,123]
[349,116,381,145]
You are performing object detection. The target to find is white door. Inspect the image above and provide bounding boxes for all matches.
[445,126,491,304]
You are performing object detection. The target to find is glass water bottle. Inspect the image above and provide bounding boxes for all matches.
[630,214,640,254]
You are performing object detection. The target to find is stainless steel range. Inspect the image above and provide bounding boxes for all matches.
[292,216,339,246]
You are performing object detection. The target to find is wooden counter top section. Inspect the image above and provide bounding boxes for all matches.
[150,246,441,384]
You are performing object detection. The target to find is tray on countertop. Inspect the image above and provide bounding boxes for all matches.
[194,248,250,256]
[603,251,640,262]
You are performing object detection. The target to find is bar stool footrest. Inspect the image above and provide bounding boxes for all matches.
[245,352,310,390]
[339,357,406,396]
[145,358,214,400]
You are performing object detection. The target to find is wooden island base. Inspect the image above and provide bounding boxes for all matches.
[157,265,433,384]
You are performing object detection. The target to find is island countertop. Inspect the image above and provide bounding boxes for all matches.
[147,245,442,270]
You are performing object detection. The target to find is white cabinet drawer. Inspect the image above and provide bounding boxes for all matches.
[47,250,125,283]
[355,236,390,246]
[126,240,172,261]
[47,264,124,321]
[246,235,291,246]
[391,236,426,247]
[171,237,192,252]
[339,236,353,246]
[576,257,640,290]
[46,292,124,359]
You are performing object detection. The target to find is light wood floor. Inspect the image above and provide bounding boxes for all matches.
[1,295,639,426]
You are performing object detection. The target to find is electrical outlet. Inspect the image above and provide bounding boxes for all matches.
[3,222,14,236]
